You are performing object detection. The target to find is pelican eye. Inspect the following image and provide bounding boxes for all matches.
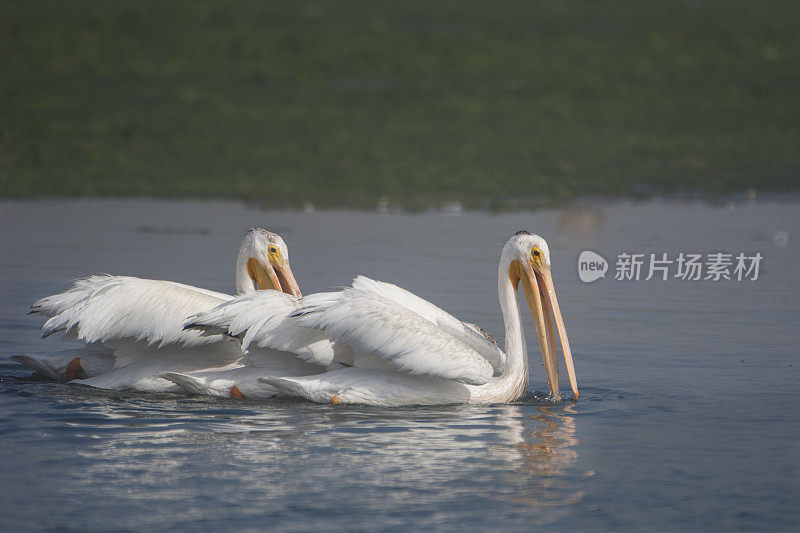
[269,246,277,253]
[533,250,540,257]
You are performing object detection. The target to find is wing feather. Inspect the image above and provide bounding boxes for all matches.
[292,289,494,385]
[351,276,505,373]
[184,291,335,365]
[32,275,233,346]
[185,277,501,385]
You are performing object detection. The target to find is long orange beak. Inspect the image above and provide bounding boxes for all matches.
[273,258,302,298]
[246,257,302,297]
[521,261,578,399]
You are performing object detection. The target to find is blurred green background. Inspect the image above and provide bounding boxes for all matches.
[1,0,798,208]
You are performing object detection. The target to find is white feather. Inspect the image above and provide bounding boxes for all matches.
[160,347,325,398]
[71,340,243,392]
[259,368,471,407]
[188,277,503,387]
[185,290,334,365]
[291,288,494,385]
[351,276,506,373]
[33,275,232,346]
[11,347,114,380]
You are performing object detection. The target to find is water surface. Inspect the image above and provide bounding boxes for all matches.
[1,199,798,530]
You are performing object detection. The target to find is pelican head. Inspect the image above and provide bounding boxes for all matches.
[235,228,301,297]
[505,231,578,399]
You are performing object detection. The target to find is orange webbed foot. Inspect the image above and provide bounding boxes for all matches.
[64,358,85,381]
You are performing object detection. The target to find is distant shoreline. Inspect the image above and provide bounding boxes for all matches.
[3,190,798,214]
[2,2,798,204]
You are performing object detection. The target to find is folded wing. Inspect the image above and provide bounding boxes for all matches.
[292,288,494,385]
[350,276,505,373]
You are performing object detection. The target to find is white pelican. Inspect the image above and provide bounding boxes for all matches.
[185,231,578,406]
[13,228,325,395]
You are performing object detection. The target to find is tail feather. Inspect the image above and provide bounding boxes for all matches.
[257,376,309,397]
[12,354,66,380]
[12,351,114,380]
[160,372,212,396]
[162,371,279,399]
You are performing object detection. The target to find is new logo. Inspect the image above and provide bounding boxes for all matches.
[578,250,608,283]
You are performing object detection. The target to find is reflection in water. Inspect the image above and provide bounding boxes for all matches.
[487,405,582,524]
[43,391,582,529]
[519,406,579,477]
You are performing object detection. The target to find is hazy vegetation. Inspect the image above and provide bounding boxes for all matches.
[1,1,798,208]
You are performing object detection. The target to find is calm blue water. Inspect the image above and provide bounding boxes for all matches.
[1,198,798,531]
